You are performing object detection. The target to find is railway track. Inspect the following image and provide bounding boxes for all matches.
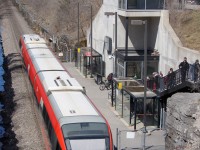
[9,17,50,150]
[1,0,51,149]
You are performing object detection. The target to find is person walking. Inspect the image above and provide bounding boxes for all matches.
[159,71,164,91]
[194,59,200,82]
[154,72,159,90]
[179,57,189,83]
[167,68,175,89]
[107,73,113,84]
[189,62,194,81]
[159,71,163,77]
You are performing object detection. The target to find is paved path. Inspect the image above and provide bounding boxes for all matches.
[62,62,165,150]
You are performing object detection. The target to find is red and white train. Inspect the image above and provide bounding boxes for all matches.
[19,34,113,150]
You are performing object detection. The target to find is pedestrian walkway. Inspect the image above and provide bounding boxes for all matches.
[147,64,199,97]
[62,62,165,150]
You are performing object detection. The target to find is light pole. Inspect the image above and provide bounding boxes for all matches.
[78,3,80,47]
[90,5,93,78]
[76,2,80,68]
[131,20,147,150]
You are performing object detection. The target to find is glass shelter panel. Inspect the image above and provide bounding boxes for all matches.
[113,78,159,129]
[136,98,158,128]
[135,98,144,126]
[77,53,81,69]
[117,59,125,77]
[80,54,84,75]
[78,47,102,78]
[147,61,158,77]
[126,61,142,79]
[92,57,102,75]
[122,90,131,124]
[116,88,123,117]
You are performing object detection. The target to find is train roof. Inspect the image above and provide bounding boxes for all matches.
[22,34,106,126]
[26,43,48,50]
[51,91,98,117]
[59,116,105,126]
[39,71,81,92]
[22,34,46,44]
[38,71,104,125]
[48,91,105,125]
[28,48,64,72]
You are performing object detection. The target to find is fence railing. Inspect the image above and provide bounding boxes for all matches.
[115,127,165,150]
[146,64,198,94]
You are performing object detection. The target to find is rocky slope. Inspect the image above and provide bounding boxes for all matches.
[20,0,102,41]
[166,93,200,150]
[169,9,200,51]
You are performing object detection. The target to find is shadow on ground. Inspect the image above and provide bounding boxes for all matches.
[1,53,19,150]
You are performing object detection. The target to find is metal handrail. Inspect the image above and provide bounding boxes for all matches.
[145,64,199,96]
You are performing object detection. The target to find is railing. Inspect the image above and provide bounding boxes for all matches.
[118,0,165,10]
[146,64,199,95]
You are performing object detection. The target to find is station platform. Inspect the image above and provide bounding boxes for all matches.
[62,62,165,150]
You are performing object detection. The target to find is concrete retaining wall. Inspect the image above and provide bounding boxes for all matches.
[156,10,200,75]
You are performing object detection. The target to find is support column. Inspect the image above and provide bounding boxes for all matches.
[115,12,118,77]
[157,97,161,128]
[134,98,137,130]
[125,17,129,57]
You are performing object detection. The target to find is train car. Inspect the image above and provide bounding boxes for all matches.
[19,34,113,150]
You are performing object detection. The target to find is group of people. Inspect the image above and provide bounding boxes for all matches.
[174,57,200,83]
[149,57,200,91]
[190,59,200,82]
[166,57,190,89]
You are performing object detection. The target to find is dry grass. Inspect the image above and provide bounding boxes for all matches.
[170,10,200,51]
[21,0,102,41]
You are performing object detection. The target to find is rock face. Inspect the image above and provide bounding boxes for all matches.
[166,93,200,150]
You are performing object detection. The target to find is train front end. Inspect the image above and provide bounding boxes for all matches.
[61,120,111,150]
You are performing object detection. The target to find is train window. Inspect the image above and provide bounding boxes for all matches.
[70,138,107,150]
[19,40,22,49]
[42,105,47,119]
[62,123,109,138]
[62,123,110,150]
[44,111,47,123]
[47,119,52,136]
[44,109,49,125]
[40,98,44,109]
[51,127,57,150]
[56,142,61,150]
[28,64,30,74]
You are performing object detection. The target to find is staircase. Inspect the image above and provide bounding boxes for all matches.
[146,65,200,97]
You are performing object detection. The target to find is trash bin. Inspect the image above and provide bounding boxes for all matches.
[95,73,102,85]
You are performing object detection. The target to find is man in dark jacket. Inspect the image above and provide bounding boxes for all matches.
[194,59,200,82]
[167,68,175,89]
[179,57,189,83]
